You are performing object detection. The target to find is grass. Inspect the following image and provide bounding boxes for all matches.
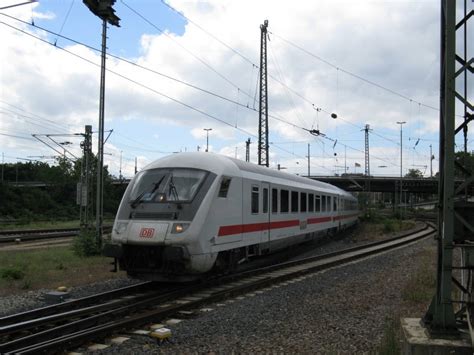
[401,250,436,304]
[377,247,437,352]
[377,317,401,355]
[0,246,125,295]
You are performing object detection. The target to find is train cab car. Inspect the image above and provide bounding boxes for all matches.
[103,152,359,281]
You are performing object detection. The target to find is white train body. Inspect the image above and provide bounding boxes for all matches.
[104,152,359,281]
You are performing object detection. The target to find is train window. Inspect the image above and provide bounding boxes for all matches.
[291,191,299,213]
[300,192,307,212]
[315,195,321,212]
[263,188,269,213]
[218,177,232,198]
[281,189,289,213]
[328,196,332,212]
[251,186,259,214]
[308,193,314,212]
[322,195,326,212]
[333,197,337,212]
[272,188,278,213]
[130,168,207,204]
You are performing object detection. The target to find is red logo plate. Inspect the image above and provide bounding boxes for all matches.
[139,228,155,238]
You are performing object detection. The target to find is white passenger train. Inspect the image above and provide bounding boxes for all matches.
[104,152,359,281]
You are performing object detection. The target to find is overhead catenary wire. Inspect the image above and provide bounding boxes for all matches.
[1,15,408,172]
[152,3,441,149]
[0,100,72,132]
[54,0,75,45]
[269,31,442,114]
[0,131,37,141]
[1,13,396,164]
[0,20,335,172]
[120,0,255,102]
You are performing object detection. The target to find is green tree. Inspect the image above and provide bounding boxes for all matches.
[405,169,423,178]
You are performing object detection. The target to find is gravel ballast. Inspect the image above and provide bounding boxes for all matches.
[0,277,141,317]
[1,222,432,352]
[88,234,434,354]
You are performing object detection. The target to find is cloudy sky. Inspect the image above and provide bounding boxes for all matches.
[0,0,470,179]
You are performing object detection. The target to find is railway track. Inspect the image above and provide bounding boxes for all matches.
[0,226,112,244]
[0,222,435,354]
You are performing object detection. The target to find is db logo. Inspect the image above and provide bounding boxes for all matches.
[139,228,155,238]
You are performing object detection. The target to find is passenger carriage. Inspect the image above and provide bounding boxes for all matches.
[103,152,359,281]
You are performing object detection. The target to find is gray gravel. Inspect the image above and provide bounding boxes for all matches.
[0,277,141,317]
[1,222,429,352]
[85,231,434,354]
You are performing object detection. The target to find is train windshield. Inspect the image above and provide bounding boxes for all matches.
[129,168,207,205]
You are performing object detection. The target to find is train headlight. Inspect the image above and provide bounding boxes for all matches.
[171,223,190,234]
[114,221,129,235]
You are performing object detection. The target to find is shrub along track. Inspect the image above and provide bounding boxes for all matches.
[0,222,435,354]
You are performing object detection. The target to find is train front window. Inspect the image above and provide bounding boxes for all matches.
[129,168,207,204]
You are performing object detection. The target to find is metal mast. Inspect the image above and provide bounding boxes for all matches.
[363,124,372,194]
[258,19,269,167]
[363,124,371,177]
[83,0,120,246]
[79,125,93,228]
[423,0,473,336]
[245,138,251,162]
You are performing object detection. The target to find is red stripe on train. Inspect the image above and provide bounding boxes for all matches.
[217,213,358,237]
[218,220,299,237]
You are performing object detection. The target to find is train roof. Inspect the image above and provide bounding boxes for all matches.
[143,152,355,199]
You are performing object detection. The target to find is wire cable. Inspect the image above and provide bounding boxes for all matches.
[269,31,441,113]
[120,0,255,102]
[0,19,393,172]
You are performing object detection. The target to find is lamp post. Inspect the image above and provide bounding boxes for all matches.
[119,150,123,181]
[204,128,212,152]
[396,121,406,216]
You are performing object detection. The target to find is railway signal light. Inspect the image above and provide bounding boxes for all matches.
[83,0,120,27]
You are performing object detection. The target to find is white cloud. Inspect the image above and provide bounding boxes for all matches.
[1,0,460,178]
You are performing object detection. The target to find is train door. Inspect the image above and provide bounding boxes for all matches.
[261,182,270,243]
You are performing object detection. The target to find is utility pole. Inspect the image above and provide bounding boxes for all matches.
[430,144,433,178]
[1,152,4,183]
[363,124,372,197]
[344,145,347,175]
[134,157,137,175]
[307,143,310,177]
[245,138,251,162]
[258,19,269,167]
[204,128,212,152]
[119,150,123,181]
[363,124,371,177]
[83,0,120,246]
[396,121,406,214]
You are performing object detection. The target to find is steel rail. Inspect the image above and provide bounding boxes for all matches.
[0,223,435,354]
[0,281,152,326]
[0,226,112,243]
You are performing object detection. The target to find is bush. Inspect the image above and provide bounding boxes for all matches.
[73,228,101,257]
[383,219,396,233]
[0,266,25,280]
